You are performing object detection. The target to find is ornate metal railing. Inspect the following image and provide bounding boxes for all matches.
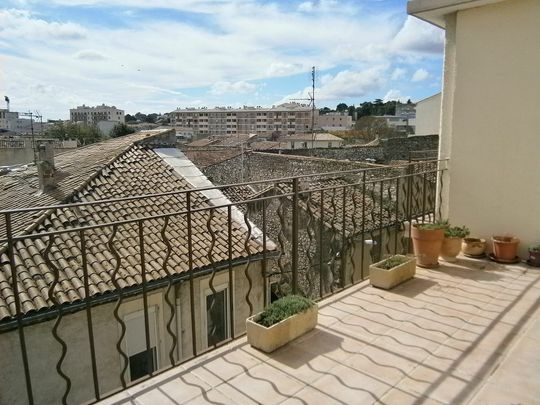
[0,159,446,405]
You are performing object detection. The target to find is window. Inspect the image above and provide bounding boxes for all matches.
[206,289,228,347]
[124,307,159,382]
[328,142,332,148]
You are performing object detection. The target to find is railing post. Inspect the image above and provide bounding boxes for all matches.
[5,213,35,405]
[291,178,299,295]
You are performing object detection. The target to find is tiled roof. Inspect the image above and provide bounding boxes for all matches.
[0,130,267,321]
[183,148,242,168]
[185,138,218,147]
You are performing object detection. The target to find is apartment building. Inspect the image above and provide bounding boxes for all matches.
[317,112,353,130]
[170,102,316,137]
[70,104,125,125]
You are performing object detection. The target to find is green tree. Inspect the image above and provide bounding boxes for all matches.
[125,114,137,123]
[354,116,393,141]
[111,123,136,138]
[336,103,348,112]
[46,122,103,146]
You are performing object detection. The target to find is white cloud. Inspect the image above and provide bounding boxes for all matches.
[297,1,314,12]
[383,89,409,103]
[73,49,107,60]
[266,62,303,77]
[392,16,444,54]
[278,67,386,104]
[411,68,429,82]
[1,2,443,118]
[0,9,86,41]
[210,81,257,95]
[391,67,406,81]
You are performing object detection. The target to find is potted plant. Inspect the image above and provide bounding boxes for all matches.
[462,237,487,257]
[246,295,317,353]
[491,235,520,262]
[528,245,540,267]
[369,254,416,289]
[411,221,446,268]
[441,225,470,262]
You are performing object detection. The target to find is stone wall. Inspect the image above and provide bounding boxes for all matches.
[203,151,377,185]
[264,135,439,163]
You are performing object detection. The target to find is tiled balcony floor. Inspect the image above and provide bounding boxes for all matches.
[101,257,540,404]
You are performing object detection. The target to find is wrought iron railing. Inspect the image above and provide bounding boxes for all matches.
[0,159,446,405]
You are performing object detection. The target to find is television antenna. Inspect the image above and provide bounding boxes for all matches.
[290,66,316,150]
[19,110,43,164]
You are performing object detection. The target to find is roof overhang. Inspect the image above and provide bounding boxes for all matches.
[407,0,507,28]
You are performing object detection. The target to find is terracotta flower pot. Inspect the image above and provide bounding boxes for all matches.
[411,225,445,268]
[492,236,519,261]
[461,238,487,256]
[441,237,462,262]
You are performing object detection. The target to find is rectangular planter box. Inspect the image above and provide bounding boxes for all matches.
[246,304,318,353]
[369,255,416,290]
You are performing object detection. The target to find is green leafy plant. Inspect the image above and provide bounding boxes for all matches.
[379,256,409,270]
[414,220,447,231]
[257,295,314,328]
[445,225,470,238]
[530,245,540,252]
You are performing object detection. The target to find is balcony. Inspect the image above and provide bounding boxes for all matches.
[99,259,540,404]
[1,156,539,404]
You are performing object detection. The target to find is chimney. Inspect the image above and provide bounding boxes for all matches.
[37,143,56,192]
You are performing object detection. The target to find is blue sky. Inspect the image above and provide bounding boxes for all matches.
[0,0,444,120]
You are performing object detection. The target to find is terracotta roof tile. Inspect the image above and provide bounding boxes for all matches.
[0,130,268,321]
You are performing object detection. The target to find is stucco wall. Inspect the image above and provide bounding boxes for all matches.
[0,263,264,405]
[439,0,540,255]
[415,93,442,136]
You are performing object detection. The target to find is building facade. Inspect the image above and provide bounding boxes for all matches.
[70,104,125,125]
[317,112,353,130]
[415,93,442,136]
[171,103,316,137]
[408,0,540,255]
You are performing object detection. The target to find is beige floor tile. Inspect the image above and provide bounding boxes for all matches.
[186,345,262,387]
[222,363,305,405]
[395,363,473,404]
[184,388,235,404]
[263,340,341,384]
[309,364,392,404]
[378,387,444,405]
[344,343,417,386]
[280,386,343,405]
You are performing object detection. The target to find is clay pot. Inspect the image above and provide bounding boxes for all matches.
[492,236,519,261]
[461,238,487,256]
[411,225,445,268]
[440,237,462,262]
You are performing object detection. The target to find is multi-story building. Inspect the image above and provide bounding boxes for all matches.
[0,109,43,134]
[317,112,353,130]
[70,104,125,125]
[170,102,316,137]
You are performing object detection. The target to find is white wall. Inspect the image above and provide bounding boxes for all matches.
[439,0,540,256]
[415,93,441,136]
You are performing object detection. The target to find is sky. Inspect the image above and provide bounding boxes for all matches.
[0,0,445,120]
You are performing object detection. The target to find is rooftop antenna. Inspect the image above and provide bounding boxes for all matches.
[291,66,316,151]
[20,110,43,164]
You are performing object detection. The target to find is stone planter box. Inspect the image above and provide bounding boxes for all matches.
[246,304,318,353]
[369,255,416,290]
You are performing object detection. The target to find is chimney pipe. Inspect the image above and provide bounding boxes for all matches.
[37,143,56,192]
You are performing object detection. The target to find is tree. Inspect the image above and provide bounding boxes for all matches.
[111,123,136,138]
[134,112,147,122]
[125,114,137,123]
[347,105,356,117]
[319,107,332,115]
[336,103,348,112]
[146,113,159,124]
[46,122,103,146]
[354,116,393,141]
